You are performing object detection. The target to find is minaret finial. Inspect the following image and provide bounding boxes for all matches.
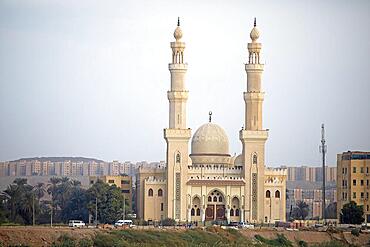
[254,17,256,27]
[209,111,212,122]
[177,17,180,27]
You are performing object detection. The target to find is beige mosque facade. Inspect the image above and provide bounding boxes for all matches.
[136,19,287,224]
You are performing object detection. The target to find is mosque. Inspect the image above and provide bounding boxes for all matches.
[136,18,287,224]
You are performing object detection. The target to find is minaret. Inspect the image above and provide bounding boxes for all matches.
[240,18,269,223]
[164,18,191,221]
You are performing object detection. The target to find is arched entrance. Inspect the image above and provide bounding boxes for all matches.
[205,190,225,221]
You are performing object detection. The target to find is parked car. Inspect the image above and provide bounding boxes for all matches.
[69,220,86,228]
[238,222,254,229]
[115,219,133,227]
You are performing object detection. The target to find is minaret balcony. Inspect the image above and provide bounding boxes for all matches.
[245,64,264,71]
[169,63,188,70]
[164,128,192,140]
[239,129,268,141]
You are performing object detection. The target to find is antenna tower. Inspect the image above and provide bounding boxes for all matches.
[320,124,327,223]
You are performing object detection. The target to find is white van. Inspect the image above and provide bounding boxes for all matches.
[115,219,133,227]
[69,220,86,227]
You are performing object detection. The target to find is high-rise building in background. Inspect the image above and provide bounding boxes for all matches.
[284,166,336,183]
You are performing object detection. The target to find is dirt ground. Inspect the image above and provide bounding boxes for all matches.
[0,226,369,246]
[0,227,100,246]
[240,228,370,246]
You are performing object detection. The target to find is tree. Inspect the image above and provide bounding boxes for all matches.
[292,201,309,220]
[33,182,46,201]
[87,180,126,224]
[340,201,364,224]
[3,178,37,224]
[61,187,89,222]
[325,202,337,219]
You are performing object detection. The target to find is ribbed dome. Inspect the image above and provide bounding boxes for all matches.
[191,123,229,156]
[250,26,259,42]
[174,26,183,41]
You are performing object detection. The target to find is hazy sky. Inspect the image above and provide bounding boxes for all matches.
[0,0,369,166]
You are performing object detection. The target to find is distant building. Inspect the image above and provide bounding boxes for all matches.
[285,166,336,183]
[286,185,336,219]
[337,151,370,222]
[89,175,133,212]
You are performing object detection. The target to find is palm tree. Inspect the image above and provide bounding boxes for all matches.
[33,183,45,201]
[4,184,18,221]
[292,201,309,220]
[47,177,61,220]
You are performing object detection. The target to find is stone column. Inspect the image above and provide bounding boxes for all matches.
[241,209,244,222]
[187,208,191,222]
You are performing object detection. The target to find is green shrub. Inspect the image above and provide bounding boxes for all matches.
[312,240,347,247]
[160,218,176,226]
[351,228,360,236]
[255,234,293,247]
[51,234,76,247]
[298,240,308,247]
[78,239,93,247]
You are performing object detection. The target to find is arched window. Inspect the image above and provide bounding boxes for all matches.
[208,196,212,202]
[148,188,153,197]
[235,209,240,216]
[253,154,257,165]
[176,153,181,163]
[275,190,280,198]
[266,190,271,198]
[158,189,163,197]
[213,196,217,202]
[196,208,200,216]
[191,208,195,216]
[230,209,234,216]
[218,196,223,202]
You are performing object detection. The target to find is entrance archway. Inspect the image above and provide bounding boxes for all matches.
[205,190,225,221]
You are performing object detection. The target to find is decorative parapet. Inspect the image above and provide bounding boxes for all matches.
[138,166,166,174]
[167,91,189,100]
[244,92,265,101]
[245,63,264,71]
[145,176,166,185]
[164,128,192,140]
[188,176,244,181]
[168,63,187,70]
[264,167,287,185]
[189,155,231,165]
[187,165,242,175]
[187,177,245,186]
[239,129,268,141]
[264,167,287,176]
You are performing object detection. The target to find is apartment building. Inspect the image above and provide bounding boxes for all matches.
[337,151,370,222]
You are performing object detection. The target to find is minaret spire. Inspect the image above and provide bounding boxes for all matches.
[164,18,191,222]
[240,18,269,224]
[209,111,212,123]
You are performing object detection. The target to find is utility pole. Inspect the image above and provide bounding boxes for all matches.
[123,194,126,220]
[95,197,98,225]
[32,193,35,226]
[50,201,53,227]
[320,124,327,224]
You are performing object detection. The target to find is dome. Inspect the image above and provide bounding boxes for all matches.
[174,17,183,41]
[191,123,229,156]
[250,27,259,42]
[250,18,260,42]
[174,26,183,41]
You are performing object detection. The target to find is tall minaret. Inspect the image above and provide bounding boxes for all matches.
[164,18,191,221]
[240,18,269,223]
